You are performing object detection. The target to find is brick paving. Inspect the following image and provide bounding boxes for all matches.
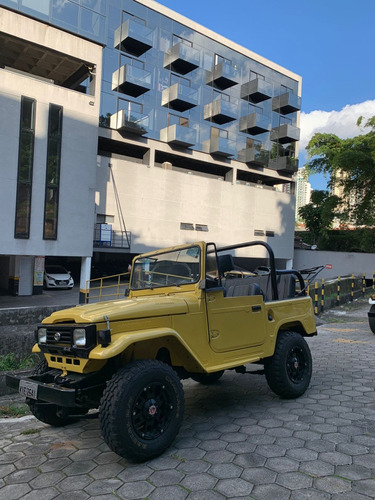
[0,299,374,499]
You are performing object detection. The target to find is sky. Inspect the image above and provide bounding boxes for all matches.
[156,0,375,190]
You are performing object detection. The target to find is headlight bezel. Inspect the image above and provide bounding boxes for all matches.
[73,328,87,347]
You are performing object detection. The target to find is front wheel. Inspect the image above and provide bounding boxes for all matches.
[99,360,184,462]
[264,331,312,399]
[369,305,375,334]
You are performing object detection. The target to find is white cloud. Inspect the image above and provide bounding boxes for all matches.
[299,100,375,152]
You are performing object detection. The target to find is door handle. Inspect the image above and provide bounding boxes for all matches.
[252,305,262,312]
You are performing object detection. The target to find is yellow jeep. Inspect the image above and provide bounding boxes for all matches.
[7,240,316,461]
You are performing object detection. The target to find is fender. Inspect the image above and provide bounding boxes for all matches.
[88,327,205,370]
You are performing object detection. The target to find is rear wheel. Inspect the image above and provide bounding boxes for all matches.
[264,331,312,399]
[369,305,375,334]
[100,360,184,462]
[191,370,224,385]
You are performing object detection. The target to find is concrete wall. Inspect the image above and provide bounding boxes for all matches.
[294,249,375,280]
[96,155,295,260]
[0,8,102,258]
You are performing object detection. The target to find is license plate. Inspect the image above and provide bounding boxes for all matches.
[19,379,38,400]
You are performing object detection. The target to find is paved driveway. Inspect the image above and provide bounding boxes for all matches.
[1,302,374,499]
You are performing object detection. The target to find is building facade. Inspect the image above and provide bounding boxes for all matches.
[0,0,302,297]
[295,167,312,223]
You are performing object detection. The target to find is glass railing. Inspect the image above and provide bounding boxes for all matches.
[161,124,196,146]
[174,83,198,103]
[172,42,200,66]
[210,137,236,157]
[127,19,153,44]
[240,111,270,132]
[124,65,152,86]
[111,109,149,134]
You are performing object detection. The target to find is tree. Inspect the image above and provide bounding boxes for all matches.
[298,190,341,246]
[305,116,375,226]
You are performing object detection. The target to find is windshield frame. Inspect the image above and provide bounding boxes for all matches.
[130,244,202,291]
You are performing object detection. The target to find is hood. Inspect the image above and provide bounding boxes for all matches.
[43,294,190,324]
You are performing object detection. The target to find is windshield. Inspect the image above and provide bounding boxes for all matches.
[131,246,201,290]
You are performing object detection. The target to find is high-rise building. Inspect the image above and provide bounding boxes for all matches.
[295,167,312,222]
[0,0,302,297]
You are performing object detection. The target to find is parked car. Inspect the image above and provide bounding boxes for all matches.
[369,295,375,333]
[44,265,74,289]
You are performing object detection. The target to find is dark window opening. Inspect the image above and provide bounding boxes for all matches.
[43,104,63,240]
[15,97,36,239]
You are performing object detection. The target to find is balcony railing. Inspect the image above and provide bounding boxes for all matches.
[112,65,151,97]
[239,112,270,135]
[94,229,131,249]
[204,136,236,158]
[160,124,196,148]
[238,147,269,166]
[270,124,300,144]
[114,19,153,56]
[204,98,237,124]
[272,92,301,114]
[163,42,200,75]
[110,109,149,135]
[241,78,273,103]
[206,62,239,90]
[161,83,198,112]
[268,156,299,174]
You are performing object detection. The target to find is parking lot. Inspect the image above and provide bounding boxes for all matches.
[0,299,374,500]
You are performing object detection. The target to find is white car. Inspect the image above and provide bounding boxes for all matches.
[44,265,74,290]
[369,295,375,334]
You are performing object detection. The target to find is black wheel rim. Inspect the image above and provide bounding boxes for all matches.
[131,381,174,440]
[286,346,307,383]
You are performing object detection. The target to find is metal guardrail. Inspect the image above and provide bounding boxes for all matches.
[84,272,130,304]
[93,230,131,249]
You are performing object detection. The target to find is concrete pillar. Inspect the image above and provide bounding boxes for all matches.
[79,256,92,304]
[286,258,293,270]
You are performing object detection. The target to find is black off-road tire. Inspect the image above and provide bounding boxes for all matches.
[369,305,375,334]
[264,331,312,399]
[191,370,224,385]
[99,360,184,462]
[27,360,84,426]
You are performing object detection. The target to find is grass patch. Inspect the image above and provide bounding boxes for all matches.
[0,353,39,372]
[21,428,40,435]
[0,404,31,418]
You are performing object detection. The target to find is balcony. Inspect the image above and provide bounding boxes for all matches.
[206,62,239,90]
[94,227,131,249]
[272,92,301,114]
[114,19,153,56]
[160,124,196,148]
[204,136,236,158]
[163,42,200,75]
[241,78,273,103]
[204,98,237,124]
[239,112,270,135]
[238,147,269,166]
[268,156,299,174]
[110,109,149,135]
[111,65,151,97]
[270,124,300,144]
[161,83,198,112]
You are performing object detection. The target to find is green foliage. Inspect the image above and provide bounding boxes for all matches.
[0,353,39,372]
[295,228,375,252]
[305,116,375,225]
[298,190,341,245]
[0,404,31,418]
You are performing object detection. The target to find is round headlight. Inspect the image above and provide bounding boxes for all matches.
[73,328,86,347]
[38,328,47,344]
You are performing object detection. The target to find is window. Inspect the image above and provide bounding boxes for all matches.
[279,115,292,125]
[43,104,63,240]
[120,54,145,69]
[248,103,263,113]
[213,89,230,102]
[180,222,194,230]
[214,54,231,66]
[195,224,208,232]
[254,229,265,236]
[118,98,143,115]
[170,73,190,87]
[15,97,36,239]
[172,34,192,47]
[211,127,228,139]
[122,11,146,26]
[168,114,189,127]
[250,71,265,81]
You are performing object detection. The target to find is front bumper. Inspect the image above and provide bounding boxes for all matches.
[6,373,78,407]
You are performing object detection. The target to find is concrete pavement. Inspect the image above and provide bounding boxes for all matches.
[0,299,374,499]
